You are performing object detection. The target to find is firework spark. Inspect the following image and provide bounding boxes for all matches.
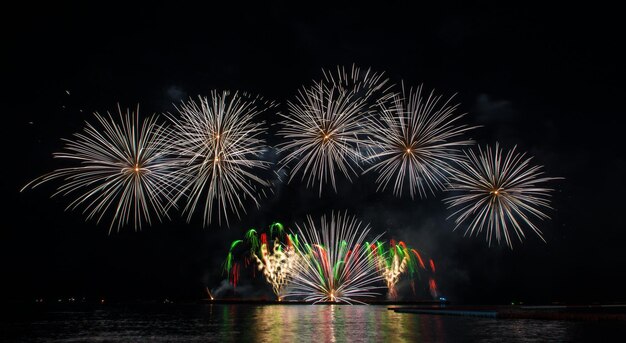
[21,105,178,232]
[444,143,561,248]
[277,66,393,195]
[364,84,475,198]
[168,91,274,227]
[285,211,384,304]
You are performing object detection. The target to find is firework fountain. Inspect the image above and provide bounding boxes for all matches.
[223,223,299,300]
[371,240,439,299]
[223,217,441,303]
[250,225,300,300]
[283,211,384,304]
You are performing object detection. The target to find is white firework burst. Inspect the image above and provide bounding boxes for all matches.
[284,211,384,304]
[168,90,274,227]
[21,105,178,232]
[364,84,476,199]
[277,65,393,195]
[444,143,562,248]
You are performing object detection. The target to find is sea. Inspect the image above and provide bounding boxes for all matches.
[2,303,625,342]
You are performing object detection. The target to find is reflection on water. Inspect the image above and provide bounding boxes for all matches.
[251,305,475,342]
[2,304,625,342]
[250,304,434,342]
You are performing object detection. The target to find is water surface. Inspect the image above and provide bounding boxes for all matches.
[2,304,624,342]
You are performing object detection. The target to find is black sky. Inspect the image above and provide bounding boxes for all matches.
[2,1,625,305]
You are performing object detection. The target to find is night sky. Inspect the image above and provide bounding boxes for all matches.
[3,2,624,305]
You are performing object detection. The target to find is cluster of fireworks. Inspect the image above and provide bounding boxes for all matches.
[22,65,561,248]
[222,212,439,304]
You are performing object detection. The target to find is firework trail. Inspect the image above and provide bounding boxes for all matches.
[428,258,438,298]
[168,91,274,227]
[21,105,178,232]
[277,65,393,195]
[224,239,243,288]
[364,84,476,199]
[284,211,384,304]
[444,143,562,248]
[205,287,214,301]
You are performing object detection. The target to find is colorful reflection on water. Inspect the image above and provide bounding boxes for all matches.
[218,304,447,342]
[2,303,625,342]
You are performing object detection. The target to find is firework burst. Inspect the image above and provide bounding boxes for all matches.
[277,66,393,195]
[21,105,178,232]
[364,84,476,198]
[285,211,384,304]
[168,91,274,227]
[444,143,562,248]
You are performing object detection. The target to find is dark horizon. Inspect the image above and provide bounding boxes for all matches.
[2,2,625,306]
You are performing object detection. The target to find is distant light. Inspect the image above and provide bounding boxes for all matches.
[65,90,70,95]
